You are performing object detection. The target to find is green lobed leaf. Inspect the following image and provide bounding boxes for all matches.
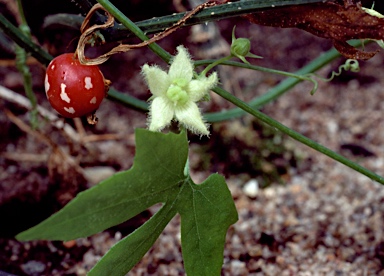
[88,196,179,276]
[16,128,238,275]
[89,173,237,276]
[16,129,188,241]
[178,174,238,276]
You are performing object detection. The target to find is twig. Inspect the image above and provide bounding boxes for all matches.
[81,133,124,143]
[1,152,49,163]
[1,85,125,145]
[0,85,80,142]
[4,109,85,180]
[4,109,54,147]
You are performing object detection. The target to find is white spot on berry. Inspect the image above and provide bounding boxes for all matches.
[84,77,93,90]
[60,83,71,103]
[64,107,75,114]
[44,74,50,95]
[90,96,97,104]
[51,65,55,70]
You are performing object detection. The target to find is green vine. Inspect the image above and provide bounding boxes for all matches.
[212,85,384,184]
[0,14,53,65]
[14,0,39,128]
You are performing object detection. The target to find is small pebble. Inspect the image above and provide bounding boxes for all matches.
[243,179,259,197]
[21,260,46,275]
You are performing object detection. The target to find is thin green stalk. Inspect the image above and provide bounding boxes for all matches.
[15,0,38,128]
[0,0,331,66]
[99,0,326,42]
[16,0,28,30]
[105,43,355,119]
[200,56,232,77]
[204,40,365,122]
[0,14,53,65]
[95,0,324,62]
[96,0,172,63]
[39,0,326,43]
[15,46,38,128]
[98,41,366,123]
[199,58,318,94]
[107,88,148,112]
[212,85,384,185]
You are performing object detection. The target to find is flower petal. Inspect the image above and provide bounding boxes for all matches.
[148,96,174,132]
[168,46,194,81]
[174,101,209,135]
[142,64,170,96]
[188,72,218,102]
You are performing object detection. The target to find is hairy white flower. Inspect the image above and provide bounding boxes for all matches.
[142,46,218,135]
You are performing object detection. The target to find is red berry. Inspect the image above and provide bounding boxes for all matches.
[44,53,107,118]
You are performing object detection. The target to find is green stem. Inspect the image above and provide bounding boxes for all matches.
[200,58,317,90]
[0,0,339,67]
[204,40,365,122]
[0,14,53,65]
[107,88,148,112]
[16,0,28,32]
[15,0,39,128]
[212,85,384,185]
[107,41,361,120]
[96,0,172,63]
[105,45,342,116]
[15,45,38,128]
[38,0,326,43]
[200,56,232,76]
[99,0,326,42]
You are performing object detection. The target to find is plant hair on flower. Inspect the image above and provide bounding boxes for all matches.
[142,46,218,136]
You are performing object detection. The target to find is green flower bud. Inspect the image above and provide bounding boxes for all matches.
[230,26,262,64]
[231,37,251,58]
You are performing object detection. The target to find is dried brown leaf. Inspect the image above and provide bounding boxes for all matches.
[245,2,384,60]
